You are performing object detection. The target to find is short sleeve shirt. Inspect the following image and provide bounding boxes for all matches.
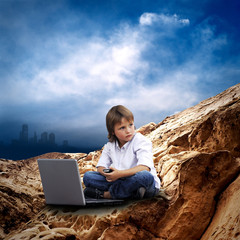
[97,132,160,189]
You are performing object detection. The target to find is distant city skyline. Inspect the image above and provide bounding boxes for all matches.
[0,124,98,160]
[11,124,69,147]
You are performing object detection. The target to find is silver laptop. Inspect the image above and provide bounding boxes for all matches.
[37,158,124,206]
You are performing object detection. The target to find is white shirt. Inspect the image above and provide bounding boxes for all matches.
[97,132,161,189]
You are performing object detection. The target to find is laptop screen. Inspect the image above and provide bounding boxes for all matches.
[38,159,86,205]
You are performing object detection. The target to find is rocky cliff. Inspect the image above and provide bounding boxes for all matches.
[1,83,240,240]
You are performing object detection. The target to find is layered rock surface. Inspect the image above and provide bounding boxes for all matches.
[1,83,240,240]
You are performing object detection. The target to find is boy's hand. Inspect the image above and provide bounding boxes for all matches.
[99,165,149,182]
[103,167,121,182]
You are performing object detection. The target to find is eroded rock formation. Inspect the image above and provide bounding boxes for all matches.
[1,83,240,240]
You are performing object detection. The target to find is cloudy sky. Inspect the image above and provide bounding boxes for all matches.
[0,0,240,150]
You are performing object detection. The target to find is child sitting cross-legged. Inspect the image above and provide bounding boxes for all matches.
[83,105,160,200]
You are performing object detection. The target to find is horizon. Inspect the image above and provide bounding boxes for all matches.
[0,83,238,160]
[1,0,240,159]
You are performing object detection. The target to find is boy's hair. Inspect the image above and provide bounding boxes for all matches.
[106,105,134,142]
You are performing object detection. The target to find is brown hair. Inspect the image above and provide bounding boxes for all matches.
[106,105,134,142]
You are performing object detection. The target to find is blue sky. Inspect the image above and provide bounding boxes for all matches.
[0,0,240,150]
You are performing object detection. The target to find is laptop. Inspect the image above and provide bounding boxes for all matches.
[37,158,124,206]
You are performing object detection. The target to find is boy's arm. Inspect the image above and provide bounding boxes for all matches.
[103,165,150,182]
[96,143,112,173]
[97,166,107,175]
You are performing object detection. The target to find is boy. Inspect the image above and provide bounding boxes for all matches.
[83,105,160,199]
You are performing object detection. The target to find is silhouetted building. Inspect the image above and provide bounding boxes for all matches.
[40,132,48,144]
[19,124,28,144]
[29,131,38,145]
[49,133,55,145]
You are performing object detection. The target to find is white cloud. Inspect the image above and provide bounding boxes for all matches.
[2,11,216,126]
[139,13,190,27]
[23,13,191,104]
[139,13,158,26]
[13,28,146,103]
[106,71,199,115]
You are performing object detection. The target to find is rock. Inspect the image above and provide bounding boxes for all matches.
[137,122,157,135]
[201,174,240,240]
[1,83,240,240]
[155,151,239,240]
[0,152,86,239]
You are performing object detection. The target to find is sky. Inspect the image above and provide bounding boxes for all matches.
[0,0,240,152]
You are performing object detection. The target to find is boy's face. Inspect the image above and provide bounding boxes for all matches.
[113,117,135,147]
